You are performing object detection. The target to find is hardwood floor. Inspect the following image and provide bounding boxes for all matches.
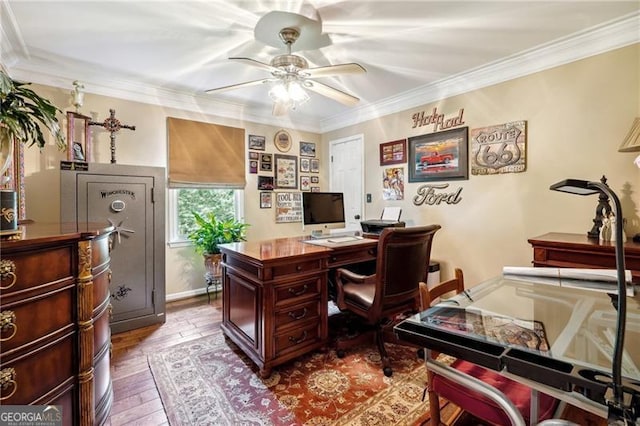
[107,294,222,425]
[105,293,604,426]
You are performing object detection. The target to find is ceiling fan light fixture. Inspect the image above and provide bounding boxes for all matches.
[268,80,310,111]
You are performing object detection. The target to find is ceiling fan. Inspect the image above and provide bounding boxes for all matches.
[205,27,366,116]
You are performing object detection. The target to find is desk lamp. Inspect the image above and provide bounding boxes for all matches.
[550,178,634,424]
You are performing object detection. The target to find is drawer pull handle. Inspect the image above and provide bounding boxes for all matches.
[0,368,17,401]
[288,284,308,296]
[0,311,17,341]
[288,308,308,320]
[288,331,308,345]
[0,260,17,290]
[296,265,303,271]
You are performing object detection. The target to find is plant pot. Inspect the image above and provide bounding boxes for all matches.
[0,189,17,233]
[204,253,222,277]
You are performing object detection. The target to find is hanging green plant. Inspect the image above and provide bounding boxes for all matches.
[0,70,66,178]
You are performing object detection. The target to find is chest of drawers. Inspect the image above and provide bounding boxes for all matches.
[0,222,113,426]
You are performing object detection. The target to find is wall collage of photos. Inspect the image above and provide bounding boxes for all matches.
[248,132,320,223]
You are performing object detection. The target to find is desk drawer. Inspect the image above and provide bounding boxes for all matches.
[328,247,377,268]
[0,285,74,355]
[275,300,320,331]
[0,247,73,296]
[273,276,322,305]
[274,321,321,358]
[0,332,74,404]
[272,258,323,278]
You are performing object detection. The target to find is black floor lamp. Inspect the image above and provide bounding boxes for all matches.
[550,178,635,424]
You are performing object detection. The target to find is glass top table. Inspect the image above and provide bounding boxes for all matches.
[394,274,640,420]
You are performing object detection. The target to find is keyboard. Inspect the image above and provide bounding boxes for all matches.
[327,236,361,243]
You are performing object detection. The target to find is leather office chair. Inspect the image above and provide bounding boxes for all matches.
[419,268,559,426]
[334,224,441,377]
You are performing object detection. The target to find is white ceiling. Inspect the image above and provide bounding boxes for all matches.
[2,1,639,133]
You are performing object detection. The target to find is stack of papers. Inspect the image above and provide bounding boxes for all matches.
[502,266,635,296]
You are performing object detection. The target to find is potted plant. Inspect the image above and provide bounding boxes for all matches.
[0,70,66,232]
[187,212,248,276]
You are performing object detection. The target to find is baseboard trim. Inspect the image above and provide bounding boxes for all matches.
[165,287,217,302]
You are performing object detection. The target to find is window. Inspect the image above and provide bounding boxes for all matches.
[169,188,244,245]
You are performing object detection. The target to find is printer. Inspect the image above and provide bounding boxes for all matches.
[360,207,405,235]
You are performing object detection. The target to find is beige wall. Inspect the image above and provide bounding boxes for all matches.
[323,44,640,286]
[21,88,323,296]
[18,43,640,296]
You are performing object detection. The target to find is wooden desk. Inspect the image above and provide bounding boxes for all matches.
[219,236,377,377]
[529,232,640,283]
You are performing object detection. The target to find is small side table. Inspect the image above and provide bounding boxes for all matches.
[205,272,222,303]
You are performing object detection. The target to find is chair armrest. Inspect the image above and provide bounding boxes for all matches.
[336,268,370,285]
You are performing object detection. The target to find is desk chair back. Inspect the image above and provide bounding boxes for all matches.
[372,224,442,321]
[334,224,441,376]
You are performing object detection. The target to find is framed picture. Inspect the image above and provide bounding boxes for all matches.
[300,141,316,157]
[301,176,311,191]
[260,153,273,172]
[258,175,274,190]
[260,192,272,209]
[249,160,258,174]
[0,140,26,221]
[274,154,298,189]
[248,134,266,151]
[408,127,469,182]
[311,186,320,192]
[274,129,292,153]
[66,111,91,163]
[310,158,319,173]
[379,138,406,166]
[275,192,302,223]
[310,176,319,184]
[300,157,310,173]
[248,151,259,160]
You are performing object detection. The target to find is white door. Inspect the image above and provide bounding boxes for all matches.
[330,134,364,232]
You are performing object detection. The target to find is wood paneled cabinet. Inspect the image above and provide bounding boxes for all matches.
[528,232,640,282]
[0,223,114,425]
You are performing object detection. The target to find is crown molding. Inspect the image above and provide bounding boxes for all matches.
[7,64,323,133]
[319,11,640,133]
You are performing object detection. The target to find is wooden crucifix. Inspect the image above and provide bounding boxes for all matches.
[89,109,136,164]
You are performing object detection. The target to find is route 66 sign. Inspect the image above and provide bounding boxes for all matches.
[470,121,527,175]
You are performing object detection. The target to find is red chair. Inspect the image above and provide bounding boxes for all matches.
[419,269,559,425]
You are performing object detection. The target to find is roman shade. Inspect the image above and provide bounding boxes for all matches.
[168,117,245,188]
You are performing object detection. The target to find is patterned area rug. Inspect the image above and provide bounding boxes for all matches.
[148,331,436,425]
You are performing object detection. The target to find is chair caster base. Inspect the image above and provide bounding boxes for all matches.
[383,366,393,377]
[417,348,425,359]
[337,349,346,358]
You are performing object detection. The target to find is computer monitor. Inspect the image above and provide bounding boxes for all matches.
[302,192,346,237]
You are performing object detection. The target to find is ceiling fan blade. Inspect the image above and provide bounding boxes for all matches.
[205,78,270,94]
[305,80,360,106]
[304,63,366,78]
[229,57,280,74]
